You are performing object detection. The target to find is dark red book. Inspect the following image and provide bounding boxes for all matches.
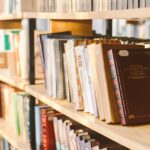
[107,48,150,125]
[41,108,58,150]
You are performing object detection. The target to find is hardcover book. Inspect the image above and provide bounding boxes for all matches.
[107,48,150,125]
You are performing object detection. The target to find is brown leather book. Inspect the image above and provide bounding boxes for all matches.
[98,43,144,123]
[107,48,150,125]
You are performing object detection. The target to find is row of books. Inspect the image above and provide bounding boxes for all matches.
[94,0,150,11]
[39,32,150,126]
[0,29,29,79]
[0,83,32,147]
[0,0,150,13]
[34,105,128,150]
[0,137,16,150]
[0,28,43,81]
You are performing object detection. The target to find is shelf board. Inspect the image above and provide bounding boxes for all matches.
[23,8,150,20]
[25,84,150,150]
[0,70,28,90]
[0,70,44,90]
[0,8,150,20]
[0,119,30,150]
[0,13,23,20]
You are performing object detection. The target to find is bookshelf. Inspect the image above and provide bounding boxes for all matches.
[0,119,30,150]
[0,6,150,150]
[25,84,150,150]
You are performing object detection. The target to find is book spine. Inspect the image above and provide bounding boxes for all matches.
[41,109,50,150]
[34,106,41,150]
[107,50,126,125]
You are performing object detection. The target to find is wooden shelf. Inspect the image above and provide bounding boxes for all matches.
[0,8,150,20]
[0,119,30,150]
[23,8,150,20]
[0,70,28,90]
[0,70,44,90]
[0,13,23,20]
[25,84,150,150]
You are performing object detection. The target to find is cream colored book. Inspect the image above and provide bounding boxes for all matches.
[87,43,105,120]
[103,0,108,11]
[65,40,84,111]
[97,43,120,123]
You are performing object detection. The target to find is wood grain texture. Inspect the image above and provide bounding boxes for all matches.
[25,84,150,150]
[50,20,92,35]
[0,119,31,150]
[0,20,21,29]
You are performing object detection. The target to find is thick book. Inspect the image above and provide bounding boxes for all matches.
[98,44,144,123]
[107,48,150,125]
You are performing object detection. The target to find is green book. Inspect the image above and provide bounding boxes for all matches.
[12,93,20,135]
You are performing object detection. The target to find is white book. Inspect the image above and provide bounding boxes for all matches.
[75,45,94,115]
[140,0,146,7]
[0,30,5,52]
[63,53,70,102]
[122,0,128,9]
[146,0,150,7]
[134,0,139,8]
[117,0,123,9]
[68,0,72,12]
[100,0,103,11]
[72,0,76,12]
[103,0,108,11]
[108,0,112,10]
[67,40,84,110]
[93,0,97,11]
[19,22,29,80]
[128,0,134,9]
[53,117,61,150]
[45,39,53,96]
[112,0,117,10]
[63,120,71,150]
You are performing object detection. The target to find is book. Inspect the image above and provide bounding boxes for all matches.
[107,48,150,125]
[41,107,57,150]
[98,44,144,123]
[87,43,105,120]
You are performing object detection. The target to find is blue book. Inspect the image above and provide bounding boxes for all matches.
[3,139,9,150]
[35,105,48,150]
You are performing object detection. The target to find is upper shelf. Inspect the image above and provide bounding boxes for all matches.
[1,8,150,20]
[0,13,23,20]
[25,84,150,150]
[23,8,150,20]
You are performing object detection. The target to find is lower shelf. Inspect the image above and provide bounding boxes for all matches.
[0,119,31,150]
[25,84,150,150]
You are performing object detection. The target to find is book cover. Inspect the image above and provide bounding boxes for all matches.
[98,44,144,123]
[107,48,150,125]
